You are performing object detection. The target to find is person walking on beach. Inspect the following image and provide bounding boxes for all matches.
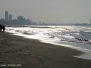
[2,25,5,32]
[0,24,2,32]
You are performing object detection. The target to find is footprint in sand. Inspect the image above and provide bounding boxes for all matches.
[8,67,11,68]
[19,49,22,52]
[41,46,43,48]
[0,62,3,64]
[38,59,41,61]
[29,53,32,55]
[44,65,49,68]
[46,67,49,68]
[2,60,4,62]
[36,56,50,68]
[39,58,44,64]
[40,61,43,64]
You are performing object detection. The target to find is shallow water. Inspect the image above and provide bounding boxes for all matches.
[6,25,91,60]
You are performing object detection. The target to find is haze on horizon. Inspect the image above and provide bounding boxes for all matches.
[0,0,91,24]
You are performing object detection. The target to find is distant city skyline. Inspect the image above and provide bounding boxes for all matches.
[0,11,45,25]
[0,11,46,25]
[0,10,91,25]
[0,0,91,24]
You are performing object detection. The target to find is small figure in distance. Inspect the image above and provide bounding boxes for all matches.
[0,24,2,32]
[2,25,5,32]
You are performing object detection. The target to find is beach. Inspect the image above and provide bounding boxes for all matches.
[0,32,91,68]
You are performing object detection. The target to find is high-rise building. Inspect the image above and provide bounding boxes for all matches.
[9,14,12,21]
[5,11,8,21]
[90,19,91,25]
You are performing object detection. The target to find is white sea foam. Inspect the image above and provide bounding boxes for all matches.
[5,25,91,60]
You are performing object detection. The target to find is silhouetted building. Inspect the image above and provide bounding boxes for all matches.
[90,19,91,25]
[5,11,8,21]
[42,22,45,25]
[9,14,12,21]
[17,16,23,21]
[39,21,41,25]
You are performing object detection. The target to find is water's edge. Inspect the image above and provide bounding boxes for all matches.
[6,31,91,60]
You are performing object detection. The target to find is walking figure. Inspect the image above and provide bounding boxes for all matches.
[2,25,5,32]
[0,24,2,32]
[0,24,5,32]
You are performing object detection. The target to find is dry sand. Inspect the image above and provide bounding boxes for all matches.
[0,32,91,68]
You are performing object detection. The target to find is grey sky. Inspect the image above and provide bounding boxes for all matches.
[0,0,91,24]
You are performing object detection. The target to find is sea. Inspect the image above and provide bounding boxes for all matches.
[6,25,91,60]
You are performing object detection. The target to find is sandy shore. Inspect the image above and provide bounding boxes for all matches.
[0,32,91,68]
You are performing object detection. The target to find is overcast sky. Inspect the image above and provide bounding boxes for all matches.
[0,0,91,24]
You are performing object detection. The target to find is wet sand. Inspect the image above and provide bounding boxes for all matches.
[0,32,91,68]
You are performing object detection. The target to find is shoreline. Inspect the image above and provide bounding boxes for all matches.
[7,30,91,60]
[0,32,91,68]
